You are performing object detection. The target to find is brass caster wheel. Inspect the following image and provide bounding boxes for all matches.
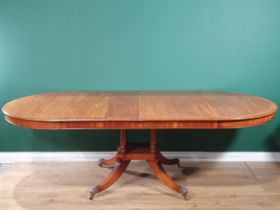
[176,160,181,168]
[180,186,188,200]
[89,186,98,200]
[98,159,104,167]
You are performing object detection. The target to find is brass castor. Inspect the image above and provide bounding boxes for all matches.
[180,187,188,200]
[98,159,104,167]
[89,187,97,200]
[175,159,181,168]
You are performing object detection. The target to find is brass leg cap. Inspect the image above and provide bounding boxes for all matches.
[89,186,98,200]
[176,159,181,168]
[179,187,188,200]
[98,159,104,167]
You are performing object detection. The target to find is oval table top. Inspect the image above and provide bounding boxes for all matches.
[2,91,277,129]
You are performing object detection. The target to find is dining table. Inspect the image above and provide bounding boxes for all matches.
[2,91,277,200]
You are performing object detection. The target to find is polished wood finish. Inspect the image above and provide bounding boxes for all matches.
[89,160,131,200]
[1,91,277,199]
[2,91,277,129]
[94,130,187,199]
[2,162,280,209]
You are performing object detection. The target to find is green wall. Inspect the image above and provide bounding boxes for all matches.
[0,0,280,152]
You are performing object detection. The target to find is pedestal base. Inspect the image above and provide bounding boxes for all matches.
[89,129,187,200]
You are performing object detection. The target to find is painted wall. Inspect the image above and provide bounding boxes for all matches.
[0,0,279,152]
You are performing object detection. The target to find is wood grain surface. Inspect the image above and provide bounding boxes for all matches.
[1,162,280,210]
[2,91,277,129]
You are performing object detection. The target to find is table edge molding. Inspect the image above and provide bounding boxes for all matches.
[4,113,275,129]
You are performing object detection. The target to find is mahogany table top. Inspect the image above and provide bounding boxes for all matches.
[2,91,277,129]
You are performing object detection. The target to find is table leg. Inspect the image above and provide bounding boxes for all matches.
[98,155,117,167]
[147,160,187,199]
[90,129,187,200]
[89,159,130,200]
[158,153,180,167]
[148,130,187,199]
[99,129,127,168]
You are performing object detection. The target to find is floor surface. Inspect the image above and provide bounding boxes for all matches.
[0,161,280,210]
